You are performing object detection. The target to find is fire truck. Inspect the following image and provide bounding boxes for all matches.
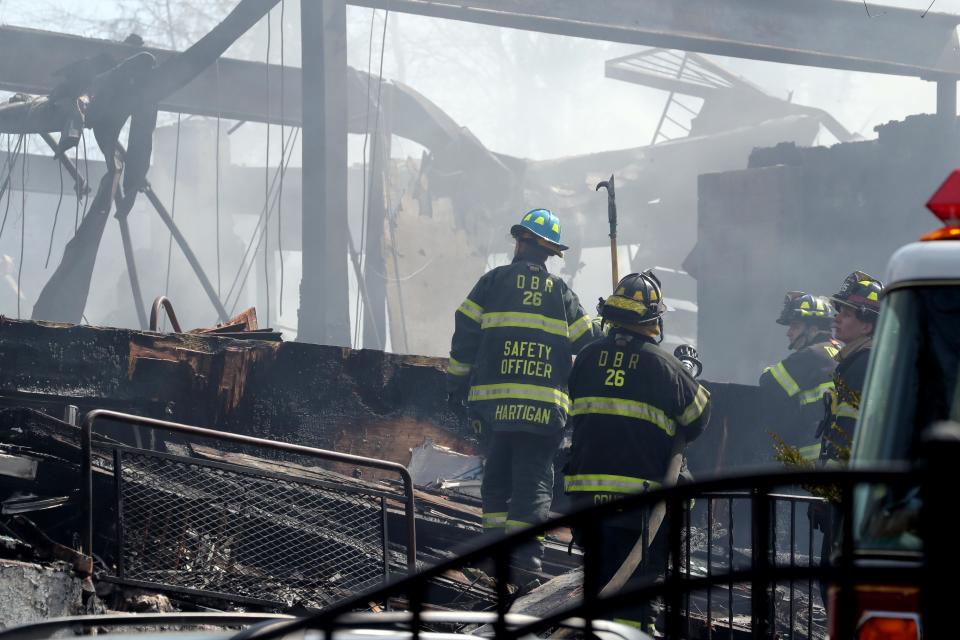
[840,170,960,638]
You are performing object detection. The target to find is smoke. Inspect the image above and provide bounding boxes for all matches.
[0,0,955,371]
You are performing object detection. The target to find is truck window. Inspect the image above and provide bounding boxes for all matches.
[852,286,960,552]
[854,286,960,463]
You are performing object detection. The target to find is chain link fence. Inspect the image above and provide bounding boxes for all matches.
[113,448,392,607]
[82,410,417,610]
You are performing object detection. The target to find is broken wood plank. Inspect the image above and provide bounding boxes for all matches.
[0,453,37,480]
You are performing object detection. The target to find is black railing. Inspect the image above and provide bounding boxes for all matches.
[684,491,825,638]
[80,409,417,608]
[240,467,921,640]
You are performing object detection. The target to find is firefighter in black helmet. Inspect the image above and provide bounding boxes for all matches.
[818,271,884,465]
[446,209,594,573]
[812,271,883,603]
[564,270,711,632]
[759,292,841,462]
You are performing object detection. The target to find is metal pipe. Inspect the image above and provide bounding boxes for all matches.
[685,501,691,638]
[149,296,183,333]
[751,488,771,638]
[80,409,416,573]
[837,484,857,639]
[706,497,712,639]
[140,182,230,322]
[666,495,683,639]
[117,212,148,330]
[789,500,796,639]
[727,496,733,634]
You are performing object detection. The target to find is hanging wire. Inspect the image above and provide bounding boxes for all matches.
[387,202,410,352]
[0,133,23,205]
[0,135,12,240]
[43,154,65,268]
[223,125,297,313]
[277,0,286,316]
[162,113,183,331]
[73,142,80,232]
[224,125,298,311]
[17,144,27,319]
[354,7,380,347]
[215,60,223,301]
[263,10,273,328]
[80,131,89,219]
[226,127,299,316]
[0,134,25,241]
[356,10,391,348]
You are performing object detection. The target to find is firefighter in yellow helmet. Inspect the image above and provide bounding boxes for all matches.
[446,209,594,572]
[564,270,711,632]
[759,292,841,462]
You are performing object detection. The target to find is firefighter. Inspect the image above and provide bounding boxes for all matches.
[446,208,594,572]
[564,270,711,632]
[812,271,883,603]
[818,271,884,465]
[759,292,840,462]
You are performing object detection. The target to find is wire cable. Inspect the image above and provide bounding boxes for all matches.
[0,136,12,240]
[162,113,183,331]
[0,133,23,205]
[17,143,27,318]
[73,142,80,232]
[215,60,223,301]
[360,10,390,348]
[263,9,272,327]
[223,126,297,310]
[227,127,299,316]
[80,131,89,220]
[277,0,286,317]
[0,134,25,241]
[223,126,298,312]
[354,8,379,346]
[44,153,65,268]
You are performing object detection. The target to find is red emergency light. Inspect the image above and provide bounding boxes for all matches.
[923,169,960,240]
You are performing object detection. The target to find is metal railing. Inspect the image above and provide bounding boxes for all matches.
[80,409,417,608]
[149,296,182,332]
[239,467,924,640]
[682,490,826,638]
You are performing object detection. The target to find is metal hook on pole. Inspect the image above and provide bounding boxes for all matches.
[595,174,618,292]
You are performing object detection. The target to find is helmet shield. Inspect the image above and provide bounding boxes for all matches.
[830,271,884,320]
[777,291,833,328]
[600,270,666,326]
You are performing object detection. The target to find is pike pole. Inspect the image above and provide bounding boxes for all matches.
[595,175,618,291]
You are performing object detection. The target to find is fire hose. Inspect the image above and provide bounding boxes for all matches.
[599,433,686,596]
[599,345,702,597]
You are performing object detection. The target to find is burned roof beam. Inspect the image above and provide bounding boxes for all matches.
[350,0,960,79]
[0,25,301,126]
[2,0,959,130]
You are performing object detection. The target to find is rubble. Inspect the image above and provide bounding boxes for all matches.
[408,440,482,500]
[0,399,501,613]
[0,559,84,629]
